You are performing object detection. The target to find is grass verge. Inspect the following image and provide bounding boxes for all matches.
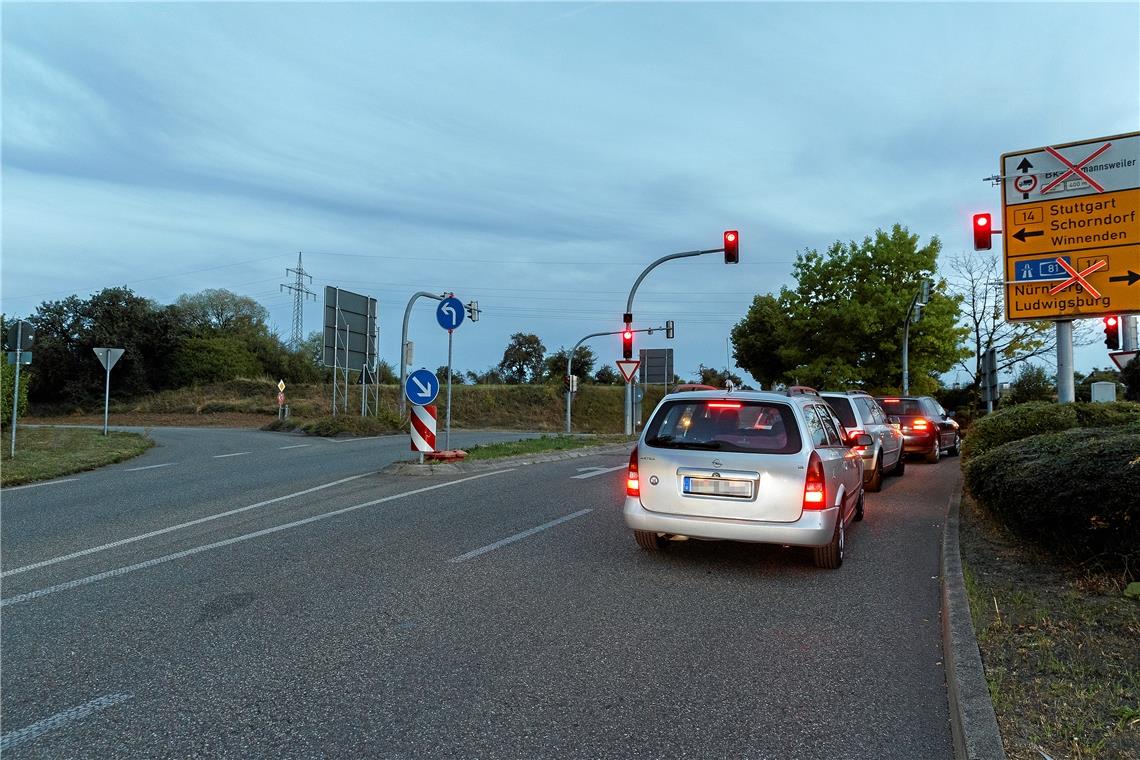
[959,491,1140,760]
[262,414,401,437]
[463,434,631,461]
[1,427,153,487]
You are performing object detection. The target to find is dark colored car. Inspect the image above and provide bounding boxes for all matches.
[874,396,960,463]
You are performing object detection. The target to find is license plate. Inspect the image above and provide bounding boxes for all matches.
[683,476,753,498]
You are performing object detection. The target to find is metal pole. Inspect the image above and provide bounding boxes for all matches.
[10,321,22,457]
[344,323,350,415]
[1123,315,1138,352]
[446,329,453,450]
[103,359,111,436]
[1056,320,1074,403]
[399,291,446,419]
[565,330,615,434]
[902,319,910,396]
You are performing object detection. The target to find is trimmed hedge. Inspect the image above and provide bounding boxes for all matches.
[965,423,1140,572]
[961,401,1140,461]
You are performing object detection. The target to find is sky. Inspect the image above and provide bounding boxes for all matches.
[2,1,1138,388]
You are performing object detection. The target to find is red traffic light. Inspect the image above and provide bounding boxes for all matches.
[1104,315,1120,349]
[622,327,634,359]
[972,213,992,251]
[724,230,739,264]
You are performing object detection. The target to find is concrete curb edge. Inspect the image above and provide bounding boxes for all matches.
[384,442,635,476]
[941,480,1008,760]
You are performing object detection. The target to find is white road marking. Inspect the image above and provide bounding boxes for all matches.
[124,463,177,472]
[448,509,593,563]
[1,470,514,607]
[1,478,79,493]
[278,444,311,450]
[0,693,133,751]
[324,436,390,444]
[1,473,374,578]
[213,452,251,458]
[570,464,626,479]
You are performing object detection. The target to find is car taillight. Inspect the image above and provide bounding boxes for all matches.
[626,447,639,497]
[803,451,826,510]
[912,418,929,431]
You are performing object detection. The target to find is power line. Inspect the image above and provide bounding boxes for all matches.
[279,252,316,350]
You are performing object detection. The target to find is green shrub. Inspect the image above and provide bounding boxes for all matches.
[965,424,1140,574]
[1,362,30,427]
[961,402,1077,460]
[297,413,401,437]
[1072,401,1140,428]
[170,337,262,386]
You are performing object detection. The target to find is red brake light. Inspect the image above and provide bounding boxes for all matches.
[882,398,899,403]
[626,447,639,497]
[707,402,742,409]
[803,451,826,510]
[912,418,929,430]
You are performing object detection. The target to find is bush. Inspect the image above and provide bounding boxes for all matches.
[170,337,262,386]
[1072,401,1140,428]
[965,424,1140,574]
[960,400,1140,461]
[296,413,401,437]
[1,362,30,427]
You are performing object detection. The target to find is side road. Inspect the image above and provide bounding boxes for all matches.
[2,447,961,758]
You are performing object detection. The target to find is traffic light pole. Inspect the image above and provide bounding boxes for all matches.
[1057,320,1075,403]
[1123,315,1138,352]
[624,247,724,435]
[399,291,447,419]
[565,326,667,434]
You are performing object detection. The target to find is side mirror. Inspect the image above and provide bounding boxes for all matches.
[851,433,873,447]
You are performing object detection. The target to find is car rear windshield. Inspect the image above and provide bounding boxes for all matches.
[643,400,802,454]
[822,397,857,428]
[877,398,923,416]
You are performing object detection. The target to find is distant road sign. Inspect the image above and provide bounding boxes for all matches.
[5,320,34,351]
[6,351,32,365]
[404,368,440,405]
[1001,131,1140,321]
[277,391,285,406]
[93,347,125,371]
[1109,350,1138,371]
[436,297,465,330]
[616,360,640,383]
[277,379,286,392]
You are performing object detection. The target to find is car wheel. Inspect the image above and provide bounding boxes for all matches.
[853,488,865,522]
[866,454,883,493]
[813,513,844,569]
[924,437,941,464]
[948,433,961,457]
[634,530,666,551]
[889,451,906,477]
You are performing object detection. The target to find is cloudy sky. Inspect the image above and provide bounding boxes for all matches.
[3,1,1137,385]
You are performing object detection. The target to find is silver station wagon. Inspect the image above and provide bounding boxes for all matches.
[623,388,870,568]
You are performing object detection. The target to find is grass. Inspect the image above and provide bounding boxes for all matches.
[463,434,631,461]
[0,426,153,487]
[263,414,401,437]
[960,492,1140,759]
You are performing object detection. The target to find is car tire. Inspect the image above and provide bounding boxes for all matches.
[889,451,906,477]
[924,437,941,464]
[634,530,665,551]
[853,488,865,522]
[866,454,883,493]
[813,513,844,569]
[948,433,961,457]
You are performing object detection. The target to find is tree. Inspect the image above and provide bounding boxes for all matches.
[543,345,596,383]
[732,224,970,393]
[695,364,744,389]
[1122,355,1140,401]
[497,333,546,384]
[1002,364,1054,405]
[174,289,270,335]
[1074,367,1124,402]
[594,365,621,385]
[435,365,466,385]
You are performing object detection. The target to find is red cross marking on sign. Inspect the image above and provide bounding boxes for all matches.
[1040,143,1111,194]
[1048,257,1106,299]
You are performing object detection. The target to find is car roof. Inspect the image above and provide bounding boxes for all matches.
[661,390,812,405]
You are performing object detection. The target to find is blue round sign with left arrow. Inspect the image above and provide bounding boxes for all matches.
[436,297,465,331]
[404,368,440,406]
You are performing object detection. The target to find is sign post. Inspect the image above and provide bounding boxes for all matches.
[92,348,125,436]
[617,359,641,433]
[1000,132,1140,402]
[436,295,464,451]
[7,320,35,457]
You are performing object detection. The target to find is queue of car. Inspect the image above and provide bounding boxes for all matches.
[622,385,960,569]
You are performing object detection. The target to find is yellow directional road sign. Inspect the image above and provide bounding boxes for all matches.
[1001,132,1140,321]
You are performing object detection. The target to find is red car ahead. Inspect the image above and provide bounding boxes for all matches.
[874,396,960,463]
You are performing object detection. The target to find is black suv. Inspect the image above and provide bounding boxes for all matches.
[874,396,960,463]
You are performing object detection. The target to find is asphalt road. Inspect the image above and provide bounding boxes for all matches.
[1,431,960,759]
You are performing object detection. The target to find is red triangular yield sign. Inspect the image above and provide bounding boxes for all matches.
[616,360,640,383]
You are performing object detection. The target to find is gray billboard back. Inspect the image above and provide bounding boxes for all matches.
[638,348,673,385]
[323,286,378,372]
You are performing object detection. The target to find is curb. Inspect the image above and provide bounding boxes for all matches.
[382,442,635,476]
[941,480,1008,760]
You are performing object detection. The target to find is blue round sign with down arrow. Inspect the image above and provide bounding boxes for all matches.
[404,368,440,406]
[436,297,465,331]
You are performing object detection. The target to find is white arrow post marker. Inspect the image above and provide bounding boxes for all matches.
[412,375,432,399]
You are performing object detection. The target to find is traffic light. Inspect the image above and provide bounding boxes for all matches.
[1104,315,1120,350]
[665,320,675,339]
[723,230,739,264]
[622,326,634,359]
[911,302,924,324]
[973,213,992,251]
[919,279,932,305]
[465,301,480,322]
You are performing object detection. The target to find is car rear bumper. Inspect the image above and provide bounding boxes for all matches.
[623,498,838,547]
[902,432,935,453]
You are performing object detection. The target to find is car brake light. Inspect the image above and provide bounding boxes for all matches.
[626,447,639,497]
[913,418,929,430]
[707,401,742,409]
[882,398,899,403]
[803,451,826,510]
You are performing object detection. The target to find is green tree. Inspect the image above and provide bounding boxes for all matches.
[594,365,621,385]
[174,289,269,335]
[1122,355,1140,402]
[1,361,30,426]
[732,224,969,393]
[543,345,596,383]
[435,365,466,385]
[497,333,546,384]
[169,336,262,386]
[1002,364,1054,405]
[1074,367,1124,402]
[695,364,744,389]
